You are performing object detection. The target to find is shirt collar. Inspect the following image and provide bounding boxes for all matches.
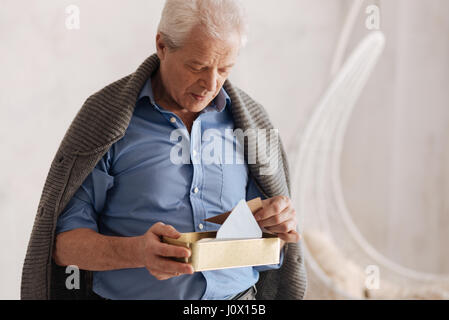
[138,75,231,113]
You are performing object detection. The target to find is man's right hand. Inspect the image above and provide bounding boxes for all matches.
[139,222,194,280]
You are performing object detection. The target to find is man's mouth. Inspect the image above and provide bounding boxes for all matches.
[191,93,206,101]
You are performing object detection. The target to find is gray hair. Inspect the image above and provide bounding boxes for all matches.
[157,0,248,50]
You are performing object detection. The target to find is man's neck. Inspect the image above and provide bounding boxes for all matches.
[151,69,199,133]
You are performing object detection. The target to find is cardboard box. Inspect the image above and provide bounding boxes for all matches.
[162,198,280,272]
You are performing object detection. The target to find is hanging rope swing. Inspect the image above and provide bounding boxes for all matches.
[290,28,449,299]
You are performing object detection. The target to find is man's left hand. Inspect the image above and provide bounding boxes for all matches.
[253,196,301,246]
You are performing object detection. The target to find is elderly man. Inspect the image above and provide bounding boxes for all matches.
[21,0,306,300]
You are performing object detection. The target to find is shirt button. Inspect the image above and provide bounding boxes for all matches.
[193,187,199,194]
[170,117,176,123]
[192,150,197,157]
[198,224,204,230]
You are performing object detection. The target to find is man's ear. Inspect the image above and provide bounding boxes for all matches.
[155,33,167,60]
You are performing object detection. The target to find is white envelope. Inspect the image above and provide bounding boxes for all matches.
[215,199,263,240]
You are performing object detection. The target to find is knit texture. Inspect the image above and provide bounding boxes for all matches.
[21,54,307,300]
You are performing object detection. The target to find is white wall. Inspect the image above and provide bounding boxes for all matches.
[341,0,449,274]
[0,0,345,299]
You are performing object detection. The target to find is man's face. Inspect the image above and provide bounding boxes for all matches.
[156,25,240,113]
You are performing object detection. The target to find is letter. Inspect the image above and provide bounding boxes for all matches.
[365,265,380,290]
[210,306,217,318]
[365,5,381,30]
[224,128,257,165]
[224,129,245,165]
[202,129,222,165]
[65,265,80,290]
[258,129,280,176]
[170,129,190,165]
[226,305,230,317]
[65,5,80,30]
[183,306,189,315]
[259,305,265,315]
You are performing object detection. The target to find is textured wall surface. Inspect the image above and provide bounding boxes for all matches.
[1,0,448,299]
[341,0,449,274]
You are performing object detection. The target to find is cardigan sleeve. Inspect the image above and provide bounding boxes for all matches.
[55,151,114,235]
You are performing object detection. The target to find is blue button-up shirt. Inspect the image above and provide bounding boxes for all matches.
[56,74,283,300]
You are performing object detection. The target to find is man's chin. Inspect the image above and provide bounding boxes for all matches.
[184,100,211,113]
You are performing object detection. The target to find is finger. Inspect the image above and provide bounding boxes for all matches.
[153,258,193,275]
[258,207,294,228]
[254,196,290,221]
[151,222,181,239]
[277,230,301,243]
[153,256,194,275]
[154,242,191,259]
[265,218,297,234]
[150,270,181,281]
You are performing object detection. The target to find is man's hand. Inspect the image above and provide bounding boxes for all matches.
[139,222,194,280]
[253,196,301,245]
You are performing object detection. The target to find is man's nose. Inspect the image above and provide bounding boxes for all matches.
[200,69,217,92]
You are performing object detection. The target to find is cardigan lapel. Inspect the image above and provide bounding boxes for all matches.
[22,53,296,301]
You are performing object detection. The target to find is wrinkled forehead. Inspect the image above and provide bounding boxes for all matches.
[173,26,241,65]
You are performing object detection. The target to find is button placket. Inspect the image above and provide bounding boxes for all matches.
[191,121,201,165]
[190,120,206,232]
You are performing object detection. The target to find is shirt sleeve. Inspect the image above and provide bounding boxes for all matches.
[55,150,114,235]
[246,175,285,271]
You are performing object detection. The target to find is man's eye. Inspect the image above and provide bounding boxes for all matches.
[190,66,203,72]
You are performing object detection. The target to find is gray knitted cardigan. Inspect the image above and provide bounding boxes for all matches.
[21,54,307,300]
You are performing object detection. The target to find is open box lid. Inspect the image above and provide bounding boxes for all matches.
[204,197,263,225]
